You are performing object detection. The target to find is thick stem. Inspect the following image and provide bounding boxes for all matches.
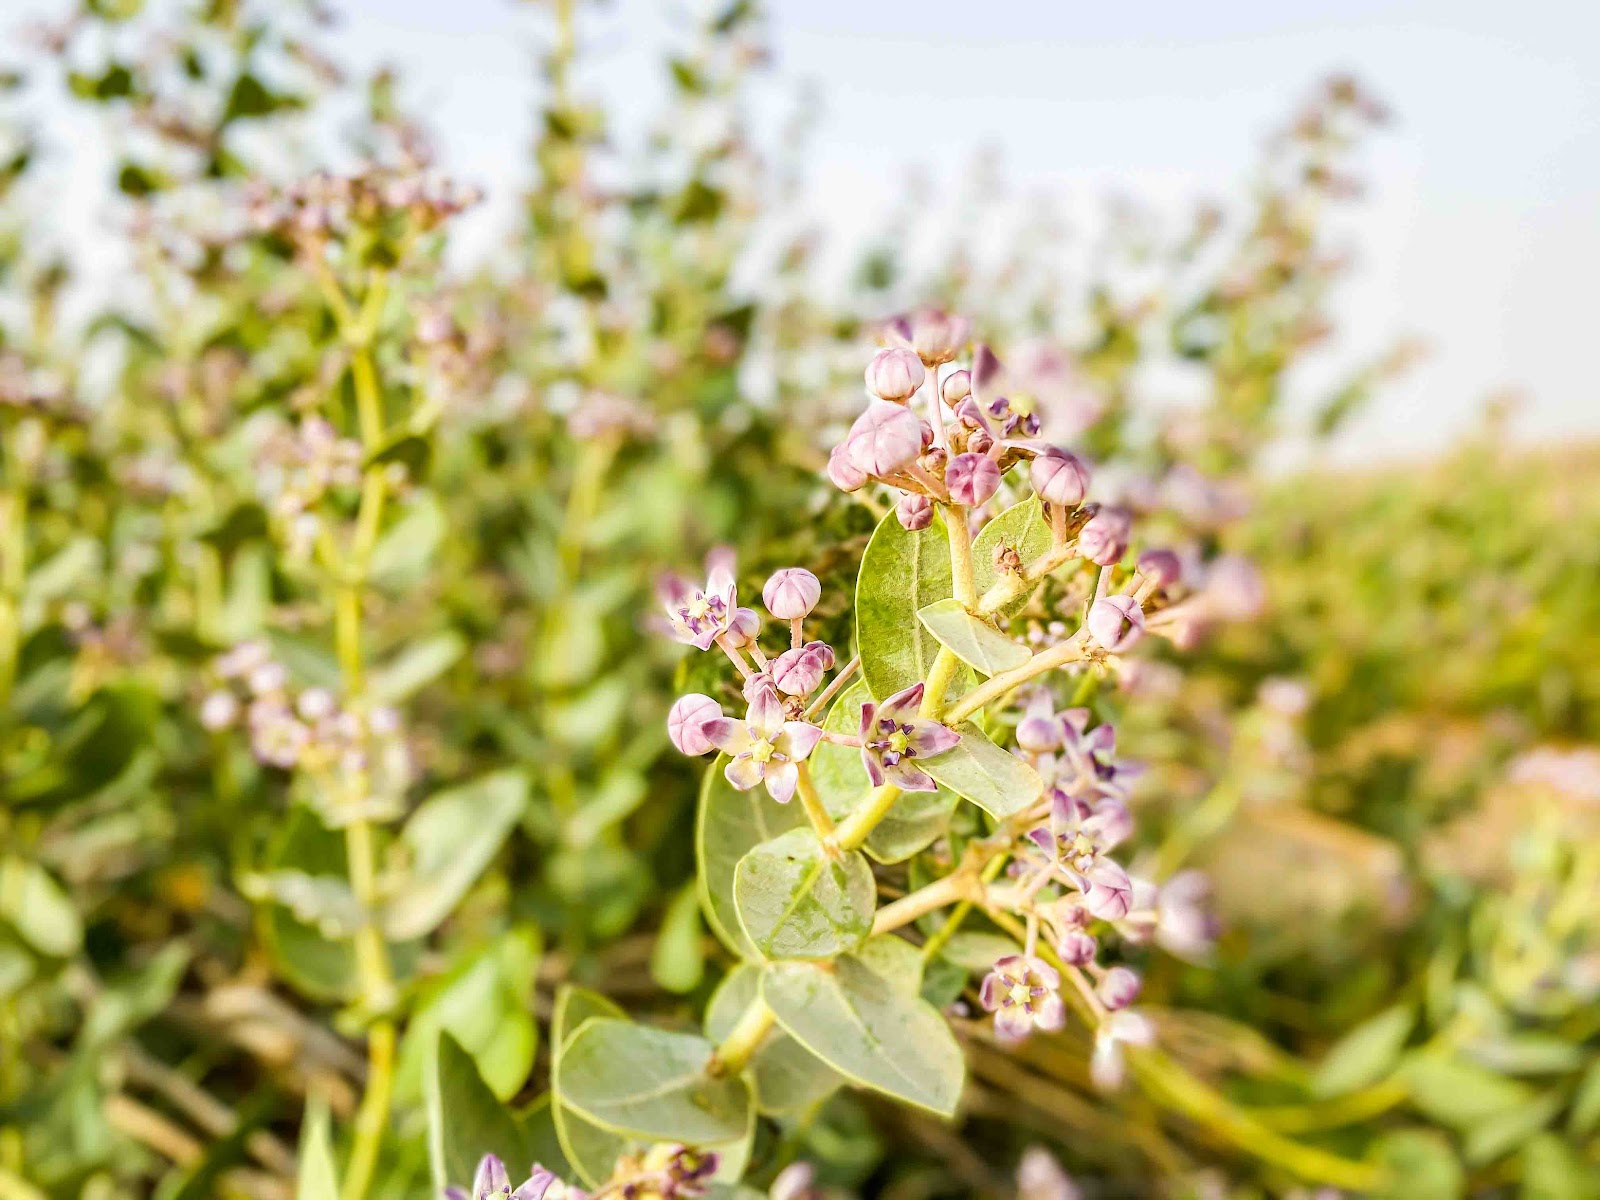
[793,762,837,846]
[871,872,975,935]
[829,783,901,853]
[337,1021,394,1200]
[709,997,776,1077]
[944,504,978,608]
[944,635,1087,725]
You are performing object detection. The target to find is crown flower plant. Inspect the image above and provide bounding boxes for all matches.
[550,311,1377,1192]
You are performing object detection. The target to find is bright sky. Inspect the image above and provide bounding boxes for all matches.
[15,0,1600,459]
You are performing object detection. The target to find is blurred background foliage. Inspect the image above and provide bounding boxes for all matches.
[0,1,1596,1198]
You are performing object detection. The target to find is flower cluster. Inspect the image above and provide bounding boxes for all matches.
[201,640,411,819]
[248,166,483,249]
[446,1145,717,1200]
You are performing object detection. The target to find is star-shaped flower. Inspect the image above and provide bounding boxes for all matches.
[703,688,823,804]
[979,954,1066,1041]
[858,683,960,792]
[659,550,737,651]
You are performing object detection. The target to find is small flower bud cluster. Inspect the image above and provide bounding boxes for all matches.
[663,557,848,805]
[444,1144,719,1200]
[254,416,366,555]
[248,166,482,249]
[201,641,410,818]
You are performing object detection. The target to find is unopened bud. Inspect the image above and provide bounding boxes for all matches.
[864,347,925,402]
[1030,448,1090,508]
[1078,506,1131,566]
[1087,595,1145,652]
[763,568,820,620]
[668,693,723,756]
[941,369,971,406]
[896,492,933,531]
[947,452,1000,507]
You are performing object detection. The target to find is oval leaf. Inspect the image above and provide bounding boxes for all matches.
[1312,1004,1415,1098]
[555,1018,752,1145]
[696,756,807,959]
[916,598,1030,675]
[855,509,971,701]
[550,988,638,1189]
[426,1032,540,1197]
[760,938,964,1116]
[704,965,842,1116]
[385,770,527,940]
[973,498,1054,617]
[921,724,1042,819]
[734,828,874,960]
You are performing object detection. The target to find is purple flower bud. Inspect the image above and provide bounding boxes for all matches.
[970,344,1009,406]
[1083,862,1134,921]
[1030,448,1090,508]
[946,452,1000,507]
[1087,595,1145,652]
[896,492,933,531]
[1017,1147,1081,1200]
[1058,929,1098,965]
[470,1154,511,1200]
[804,640,837,671]
[827,443,868,492]
[845,400,924,477]
[763,568,820,620]
[771,645,825,696]
[722,606,762,649]
[1078,506,1131,566]
[864,347,925,402]
[1136,549,1182,589]
[1098,965,1142,1010]
[1203,554,1266,621]
[669,693,723,756]
[888,307,971,366]
[941,369,971,406]
[967,428,995,457]
[1016,711,1062,753]
[769,1163,818,1200]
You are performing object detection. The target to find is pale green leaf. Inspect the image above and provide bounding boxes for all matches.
[550,988,637,1189]
[426,1032,540,1196]
[1311,1004,1414,1098]
[0,856,83,957]
[1463,1093,1562,1166]
[734,828,874,960]
[916,598,1030,675]
[1371,1131,1463,1200]
[555,1018,752,1144]
[1399,1054,1534,1129]
[295,1094,340,1200]
[650,882,707,994]
[695,757,807,960]
[384,770,527,940]
[855,509,971,701]
[921,724,1042,819]
[369,631,465,705]
[972,499,1054,617]
[760,938,964,1116]
[704,965,842,1115]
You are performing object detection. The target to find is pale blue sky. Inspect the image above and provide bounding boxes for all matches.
[16,0,1600,457]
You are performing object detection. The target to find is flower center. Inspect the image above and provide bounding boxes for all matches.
[748,736,777,764]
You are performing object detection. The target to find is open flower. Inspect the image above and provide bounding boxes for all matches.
[859,683,960,792]
[1090,1010,1156,1091]
[887,307,970,366]
[980,954,1066,1041]
[704,688,823,804]
[445,1155,578,1200]
[659,550,738,651]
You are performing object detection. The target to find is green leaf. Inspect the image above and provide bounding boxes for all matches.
[696,757,807,960]
[1521,1133,1596,1200]
[972,498,1054,617]
[520,1096,574,1182]
[426,1032,539,1197]
[370,495,446,590]
[1371,1131,1463,1200]
[855,509,971,701]
[1463,1093,1562,1167]
[1311,1004,1414,1098]
[1399,1054,1534,1129]
[810,682,955,864]
[384,771,527,940]
[396,930,540,1103]
[704,965,842,1116]
[917,599,1030,676]
[939,932,1021,974]
[369,631,464,705]
[760,936,963,1116]
[650,882,707,995]
[0,856,83,956]
[1568,1060,1600,1137]
[734,828,874,960]
[555,1018,752,1144]
[921,724,1042,820]
[295,1095,340,1200]
[550,988,637,1189]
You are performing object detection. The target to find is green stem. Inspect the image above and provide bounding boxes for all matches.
[710,997,776,1076]
[793,762,837,845]
[944,503,977,607]
[829,783,901,853]
[944,635,1086,725]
